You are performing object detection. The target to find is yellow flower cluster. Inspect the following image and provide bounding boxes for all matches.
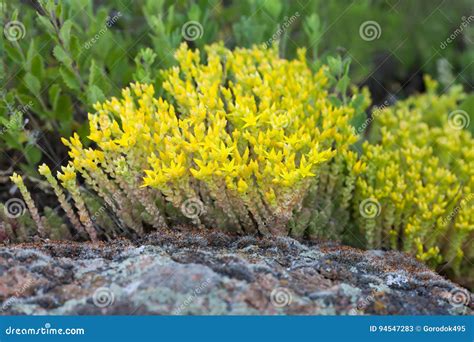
[5,43,469,284]
[356,77,473,277]
[63,43,359,236]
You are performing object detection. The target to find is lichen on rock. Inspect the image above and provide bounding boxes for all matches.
[0,229,471,315]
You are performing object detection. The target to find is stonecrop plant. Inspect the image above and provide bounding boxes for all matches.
[5,43,366,243]
[355,77,473,279]
[3,43,473,286]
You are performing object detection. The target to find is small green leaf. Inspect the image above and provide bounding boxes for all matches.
[24,73,41,95]
[87,85,105,104]
[48,84,61,111]
[30,55,45,79]
[53,45,72,66]
[88,59,100,87]
[70,36,82,61]
[303,13,321,39]
[4,44,23,62]
[36,14,55,35]
[3,134,23,150]
[55,3,63,22]
[60,20,73,49]
[188,4,202,22]
[55,95,73,122]
[350,94,366,114]
[59,66,80,91]
[16,94,40,115]
[26,39,36,71]
[263,0,283,20]
[24,146,42,165]
[336,74,350,94]
[327,56,342,76]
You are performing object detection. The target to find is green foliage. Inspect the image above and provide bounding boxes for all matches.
[1,0,132,174]
[1,0,472,176]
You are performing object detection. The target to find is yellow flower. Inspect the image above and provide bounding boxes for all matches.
[57,165,77,184]
[241,113,261,129]
[38,163,51,176]
[10,172,23,186]
[352,160,366,174]
[220,159,238,177]
[264,188,277,204]
[298,156,315,178]
[237,178,249,193]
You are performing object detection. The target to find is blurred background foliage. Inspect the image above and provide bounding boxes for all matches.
[0,0,472,178]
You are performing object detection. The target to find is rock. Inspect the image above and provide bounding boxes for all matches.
[0,229,472,315]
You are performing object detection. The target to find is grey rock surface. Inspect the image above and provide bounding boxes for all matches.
[0,230,472,315]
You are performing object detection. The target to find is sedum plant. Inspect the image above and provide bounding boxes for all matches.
[355,77,473,280]
[5,43,365,242]
[3,44,472,288]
